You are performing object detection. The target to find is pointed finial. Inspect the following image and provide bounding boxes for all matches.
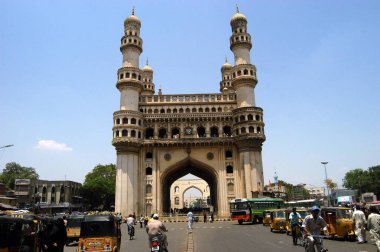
[146,58,149,66]
[132,6,135,15]
[236,4,239,13]
[225,56,228,63]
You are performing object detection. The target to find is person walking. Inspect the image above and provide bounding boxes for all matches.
[139,214,144,228]
[367,206,380,251]
[187,211,194,232]
[203,211,207,223]
[352,205,367,243]
[210,212,214,223]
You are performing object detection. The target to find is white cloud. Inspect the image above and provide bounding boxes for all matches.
[35,140,73,151]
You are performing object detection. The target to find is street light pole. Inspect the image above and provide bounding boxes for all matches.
[321,162,329,206]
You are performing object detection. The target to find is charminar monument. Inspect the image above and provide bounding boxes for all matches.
[112,7,266,217]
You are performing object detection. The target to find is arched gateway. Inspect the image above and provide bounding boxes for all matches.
[112,7,266,218]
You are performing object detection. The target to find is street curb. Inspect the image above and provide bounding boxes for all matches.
[186,231,194,252]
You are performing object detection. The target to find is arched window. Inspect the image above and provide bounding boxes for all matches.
[179,108,184,113]
[218,107,222,112]
[148,109,152,114]
[138,120,141,126]
[126,72,130,78]
[154,109,159,113]
[138,131,141,138]
[244,69,248,75]
[247,114,253,121]
[225,151,232,158]
[227,165,234,174]
[131,118,136,124]
[175,197,179,205]
[241,127,247,134]
[122,117,128,124]
[115,130,119,137]
[185,108,190,113]
[255,115,260,121]
[199,108,203,113]
[171,128,180,138]
[122,130,128,137]
[160,109,165,113]
[205,107,210,112]
[173,108,178,113]
[60,186,65,203]
[240,115,245,121]
[210,126,219,137]
[235,129,239,135]
[192,108,197,113]
[146,167,152,175]
[257,127,261,133]
[146,185,152,194]
[167,108,171,113]
[237,70,242,76]
[145,128,154,139]
[247,126,253,133]
[211,107,216,112]
[159,128,167,139]
[131,130,136,137]
[116,118,120,124]
[223,126,232,136]
[146,152,153,159]
[132,73,137,79]
[235,117,239,123]
[174,186,179,193]
[197,126,206,138]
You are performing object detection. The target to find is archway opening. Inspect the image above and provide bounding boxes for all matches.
[162,158,218,214]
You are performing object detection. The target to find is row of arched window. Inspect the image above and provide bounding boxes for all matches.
[145,165,233,176]
[122,37,142,47]
[234,28,246,34]
[236,126,262,135]
[119,71,142,81]
[230,34,251,44]
[125,30,139,36]
[143,84,153,89]
[235,114,262,122]
[140,106,229,114]
[114,129,142,138]
[144,126,232,139]
[115,117,142,126]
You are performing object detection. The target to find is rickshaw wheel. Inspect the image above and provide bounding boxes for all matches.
[238,220,243,225]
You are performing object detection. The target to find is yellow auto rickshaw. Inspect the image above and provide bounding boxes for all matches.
[269,209,286,233]
[77,215,121,252]
[320,207,355,240]
[285,207,308,235]
[0,214,40,252]
[262,210,271,226]
[66,215,84,244]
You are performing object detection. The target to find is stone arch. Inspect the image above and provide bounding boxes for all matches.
[182,185,204,208]
[161,157,218,213]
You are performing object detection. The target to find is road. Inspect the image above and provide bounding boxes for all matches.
[64,221,376,252]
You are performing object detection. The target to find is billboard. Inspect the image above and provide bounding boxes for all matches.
[337,196,353,203]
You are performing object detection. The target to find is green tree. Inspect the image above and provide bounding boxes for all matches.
[343,168,371,196]
[82,164,116,210]
[368,165,380,197]
[0,162,39,190]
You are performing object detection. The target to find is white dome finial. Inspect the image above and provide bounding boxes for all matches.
[236,4,239,13]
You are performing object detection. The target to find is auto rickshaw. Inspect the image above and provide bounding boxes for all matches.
[320,207,355,240]
[285,207,308,235]
[67,214,84,244]
[262,210,271,226]
[0,214,40,252]
[77,215,121,252]
[269,209,286,233]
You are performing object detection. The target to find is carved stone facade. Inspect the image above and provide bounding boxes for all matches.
[170,179,210,210]
[113,7,266,217]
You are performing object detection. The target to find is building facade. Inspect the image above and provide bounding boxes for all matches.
[170,179,210,210]
[113,7,266,217]
[14,179,82,211]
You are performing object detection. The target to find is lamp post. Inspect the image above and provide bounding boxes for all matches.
[321,162,329,206]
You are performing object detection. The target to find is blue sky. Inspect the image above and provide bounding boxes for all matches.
[1,0,379,189]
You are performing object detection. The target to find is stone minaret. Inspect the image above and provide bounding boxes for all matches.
[113,8,144,215]
[230,6,265,198]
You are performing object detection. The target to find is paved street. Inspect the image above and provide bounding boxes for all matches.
[64,221,376,252]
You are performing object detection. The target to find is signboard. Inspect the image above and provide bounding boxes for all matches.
[15,179,31,185]
[337,196,352,203]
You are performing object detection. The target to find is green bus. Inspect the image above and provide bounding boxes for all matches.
[230,198,284,224]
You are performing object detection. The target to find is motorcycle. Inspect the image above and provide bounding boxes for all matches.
[149,231,168,252]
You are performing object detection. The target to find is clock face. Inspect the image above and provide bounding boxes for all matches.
[185,128,192,135]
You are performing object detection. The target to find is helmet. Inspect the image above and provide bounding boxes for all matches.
[153,213,159,219]
[310,206,320,212]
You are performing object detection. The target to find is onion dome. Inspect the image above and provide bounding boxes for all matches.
[230,4,247,24]
[221,57,232,71]
[142,59,153,72]
[125,7,141,25]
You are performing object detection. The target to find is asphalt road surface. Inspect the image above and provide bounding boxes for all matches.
[64,221,377,252]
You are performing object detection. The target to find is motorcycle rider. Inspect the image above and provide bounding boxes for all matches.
[289,207,302,245]
[302,206,329,252]
[146,213,168,252]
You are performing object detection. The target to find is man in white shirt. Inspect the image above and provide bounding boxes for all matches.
[187,211,194,232]
[352,205,367,243]
[367,206,380,250]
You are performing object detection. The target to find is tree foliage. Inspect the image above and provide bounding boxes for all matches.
[82,164,116,210]
[0,162,39,190]
[325,178,337,191]
[343,165,380,197]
